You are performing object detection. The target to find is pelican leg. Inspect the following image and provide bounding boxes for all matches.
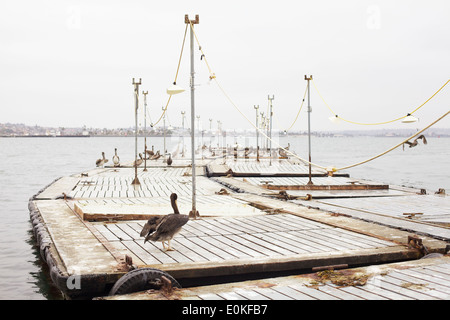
[166,240,175,251]
[161,241,166,250]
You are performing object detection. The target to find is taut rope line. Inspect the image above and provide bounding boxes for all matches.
[334,109,450,172]
[152,24,189,127]
[185,21,450,174]
[313,78,450,126]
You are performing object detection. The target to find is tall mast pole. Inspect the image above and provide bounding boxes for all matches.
[305,75,314,185]
[186,14,199,219]
[132,78,141,185]
[143,90,148,171]
[254,105,259,162]
[268,95,274,166]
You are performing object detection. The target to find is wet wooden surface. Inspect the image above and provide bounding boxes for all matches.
[31,154,450,299]
[104,256,450,300]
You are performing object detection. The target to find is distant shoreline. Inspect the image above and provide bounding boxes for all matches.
[1,135,90,138]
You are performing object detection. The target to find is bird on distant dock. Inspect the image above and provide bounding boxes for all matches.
[146,146,155,158]
[150,150,161,160]
[112,148,120,167]
[133,153,143,166]
[142,193,189,251]
[167,154,173,166]
[403,135,428,150]
[96,152,108,167]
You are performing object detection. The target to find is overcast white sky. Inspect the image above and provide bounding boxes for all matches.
[1,0,449,132]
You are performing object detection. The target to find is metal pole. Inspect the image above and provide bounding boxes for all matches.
[143,91,148,171]
[162,106,166,163]
[268,95,274,166]
[181,111,185,157]
[305,75,313,185]
[254,105,259,162]
[186,14,199,219]
[132,78,141,185]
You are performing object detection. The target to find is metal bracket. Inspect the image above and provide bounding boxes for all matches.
[185,14,199,24]
[408,235,429,256]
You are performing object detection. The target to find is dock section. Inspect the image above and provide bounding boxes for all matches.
[29,154,450,299]
[104,256,450,300]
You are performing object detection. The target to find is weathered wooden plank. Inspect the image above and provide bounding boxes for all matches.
[317,284,365,300]
[120,240,161,265]
[248,232,309,255]
[392,269,450,294]
[188,236,237,260]
[381,274,440,300]
[193,235,253,259]
[252,287,293,300]
[338,285,389,300]
[217,291,247,300]
[288,284,339,300]
[174,236,224,262]
[106,224,133,241]
[94,224,120,242]
[271,286,316,300]
[232,288,271,300]
[211,235,267,258]
[238,233,297,256]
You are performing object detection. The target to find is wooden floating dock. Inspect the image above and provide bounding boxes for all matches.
[29,153,450,299]
[104,255,450,300]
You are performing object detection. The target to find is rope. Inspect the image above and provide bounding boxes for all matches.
[313,79,450,125]
[334,109,450,172]
[152,24,189,127]
[186,21,449,175]
[284,84,308,132]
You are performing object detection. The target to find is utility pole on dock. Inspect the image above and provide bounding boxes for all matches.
[143,90,148,172]
[186,14,200,219]
[305,75,314,185]
[254,105,259,162]
[268,95,274,166]
[162,106,167,163]
[132,78,141,185]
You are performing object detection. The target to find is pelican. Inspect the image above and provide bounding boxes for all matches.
[96,152,108,167]
[146,146,155,158]
[167,154,173,166]
[142,193,189,251]
[403,135,428,150]
[112,148,120,167]
[140,216,164,238]
[150,150,161,160]
[133,153,143,166]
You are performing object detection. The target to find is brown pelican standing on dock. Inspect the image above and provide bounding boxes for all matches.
[112,148,120,167]
[142,193,189,251]
[96,152,108,167]
[167,153,173,166]
[403,135,428,150]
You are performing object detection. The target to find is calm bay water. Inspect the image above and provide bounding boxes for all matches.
[0,135,448,299]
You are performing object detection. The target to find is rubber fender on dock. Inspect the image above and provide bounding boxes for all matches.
[420,253,444,259]
[109,267,181,296]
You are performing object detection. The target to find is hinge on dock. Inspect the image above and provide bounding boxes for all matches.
[118,254,135,272]
[408,235,429,256]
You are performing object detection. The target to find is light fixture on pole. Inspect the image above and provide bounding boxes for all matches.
[402,113,418,123]
[329,114,340,124]
[167,82,185,95]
